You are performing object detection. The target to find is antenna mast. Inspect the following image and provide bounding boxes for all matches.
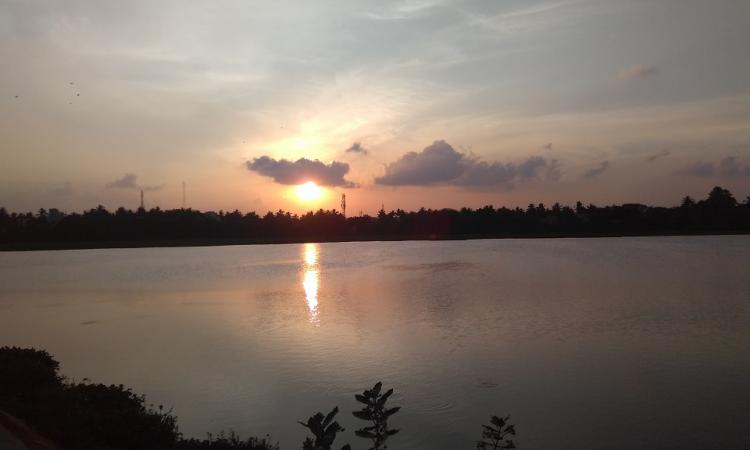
[341,193,346,218]
[140,190,144,210]
[182,181,186,209]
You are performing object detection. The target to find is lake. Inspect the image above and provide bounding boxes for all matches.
[1,236,749,449]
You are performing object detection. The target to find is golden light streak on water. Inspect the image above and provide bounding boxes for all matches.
[301,243,320,323]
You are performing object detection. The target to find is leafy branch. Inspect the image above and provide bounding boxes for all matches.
[476,415,516,450]
[352,382,400,450]
[298,407,350,450]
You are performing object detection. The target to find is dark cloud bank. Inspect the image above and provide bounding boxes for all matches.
[247,156,356,187]
[374,140,559,188]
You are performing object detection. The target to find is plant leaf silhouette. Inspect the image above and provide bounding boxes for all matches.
[352,382,400,450]
[476,415,516,450]
[299,407,349,450]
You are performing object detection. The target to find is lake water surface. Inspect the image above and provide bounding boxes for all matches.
[1,237,749,449]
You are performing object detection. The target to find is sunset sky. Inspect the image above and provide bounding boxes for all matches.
[2,0,749,214]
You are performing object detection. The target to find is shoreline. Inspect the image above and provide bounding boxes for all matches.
[1,230,747,252]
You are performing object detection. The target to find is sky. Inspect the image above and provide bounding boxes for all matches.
[1,0,749,214]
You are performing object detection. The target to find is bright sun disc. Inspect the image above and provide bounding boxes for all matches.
[295,181,324,202]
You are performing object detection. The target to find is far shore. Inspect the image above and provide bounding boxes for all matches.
[1,230,747,252]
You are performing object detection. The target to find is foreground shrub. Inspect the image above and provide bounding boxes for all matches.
[476,415,516,450]
[59,382,179,449]
[0,346,274,450]
[298,407,351,450]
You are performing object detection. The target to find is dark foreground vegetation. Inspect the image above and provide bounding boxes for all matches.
[0,347,514,450]
[1,187,748,250]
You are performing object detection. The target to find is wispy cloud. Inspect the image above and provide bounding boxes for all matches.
[106,174,138,189]
[51,181,74,196]
[618,64,658,81]
[582,161,610,179]
[345,142,368,155]
[646,149,670,162]
[106,174,163,191]
[679,161,714,177]
[679,156,750,178]
[719,156,750,177]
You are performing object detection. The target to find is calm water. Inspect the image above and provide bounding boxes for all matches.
[1,237,749,449]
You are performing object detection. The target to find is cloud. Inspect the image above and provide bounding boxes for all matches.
[105,173,163,191]
[106,174,138,189]
[646,149,671,162]
[247,156,356,187]
[679,161,715,177]
[376,141,467,186]
[618,64,658,80]
[719,156,750,177]
[544,159,562,181]
[374,140,557,188]
[345,142,368,155]
[680,156,750,177]
[582,161,610,179]
[51,182,74,196]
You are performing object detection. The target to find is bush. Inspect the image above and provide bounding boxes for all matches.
[0,346,275,450]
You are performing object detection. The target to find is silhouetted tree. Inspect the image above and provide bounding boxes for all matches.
[706,186,737,209]
[352,382,400,450]
[0,186,748,249]
[680,196,695,209]
[476,415,516,450]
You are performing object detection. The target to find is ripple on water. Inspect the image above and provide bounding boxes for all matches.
[474,379,499,389]
[385,261,474,272]
[412,400,455,416]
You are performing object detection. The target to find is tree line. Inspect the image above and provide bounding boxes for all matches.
[1,186,748,248]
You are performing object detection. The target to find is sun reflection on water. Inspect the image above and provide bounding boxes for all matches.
[301,243,319,323]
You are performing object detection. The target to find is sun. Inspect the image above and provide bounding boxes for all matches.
[295,181,324,202]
